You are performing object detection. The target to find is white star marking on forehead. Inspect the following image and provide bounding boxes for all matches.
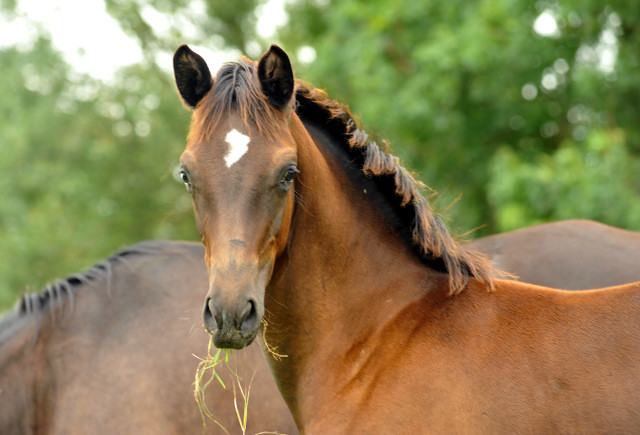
[224,129,250,167]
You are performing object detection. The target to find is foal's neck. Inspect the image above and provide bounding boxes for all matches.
[264,115,447,427]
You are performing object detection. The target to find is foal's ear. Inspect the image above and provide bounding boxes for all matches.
[173,44,213,109]
[258,44,294,110]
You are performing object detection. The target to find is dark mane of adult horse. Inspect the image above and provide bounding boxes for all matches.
[173,44,640,433]
[0,241,297,434]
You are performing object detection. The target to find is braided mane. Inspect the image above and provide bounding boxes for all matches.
[294,83,496,295]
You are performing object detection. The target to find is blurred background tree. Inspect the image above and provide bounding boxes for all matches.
[1,0,639,309]
[279,0,640,234]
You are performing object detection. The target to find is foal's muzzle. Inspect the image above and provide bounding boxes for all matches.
[203,296,259,349]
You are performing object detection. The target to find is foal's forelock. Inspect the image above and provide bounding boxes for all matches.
[188,60,287,144]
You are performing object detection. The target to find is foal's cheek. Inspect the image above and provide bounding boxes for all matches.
[274,190,296,256]
[190,198,204,236]
[195,216,205,240]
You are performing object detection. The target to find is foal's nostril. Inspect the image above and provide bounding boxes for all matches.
[203,296,258,337]
[239,300,258,335]
[202,297,219,333]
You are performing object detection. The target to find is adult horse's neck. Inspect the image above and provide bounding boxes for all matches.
[0,311,48,431]
[264,112,451,428]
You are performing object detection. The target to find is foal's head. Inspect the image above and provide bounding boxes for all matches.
[173,45,297,349]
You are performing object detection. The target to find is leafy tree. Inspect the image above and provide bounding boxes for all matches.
[103,0,261,54]
[489,129,640,230]
[0,37,197,308]
[279,0,640,235]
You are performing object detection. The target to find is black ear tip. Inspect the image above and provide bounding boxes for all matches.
[173,44,192,63]
[174,44,189,55]
[173,44,213,109]
[257,44,294,109]
[268,44,290,61]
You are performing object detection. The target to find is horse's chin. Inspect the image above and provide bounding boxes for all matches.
[211,326,258,350]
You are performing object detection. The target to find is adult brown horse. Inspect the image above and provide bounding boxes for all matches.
[173,44,640,432]
[0,240,297,434]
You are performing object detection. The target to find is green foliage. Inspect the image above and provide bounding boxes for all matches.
[2,0,640,309]
[0,37,197,309]
[489,129,640,231]
[279,0,640,235]
[103,0,261,53]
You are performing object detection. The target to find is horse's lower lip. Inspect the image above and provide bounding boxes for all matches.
[212,326,257,350]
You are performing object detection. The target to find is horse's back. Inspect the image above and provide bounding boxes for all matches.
[468,219,640,289]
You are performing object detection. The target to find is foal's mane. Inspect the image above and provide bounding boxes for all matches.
[294,84,495,295]
[189,57,495,295]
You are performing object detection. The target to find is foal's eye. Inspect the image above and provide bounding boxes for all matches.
[280,167,299,186]
[179,170,192,192]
